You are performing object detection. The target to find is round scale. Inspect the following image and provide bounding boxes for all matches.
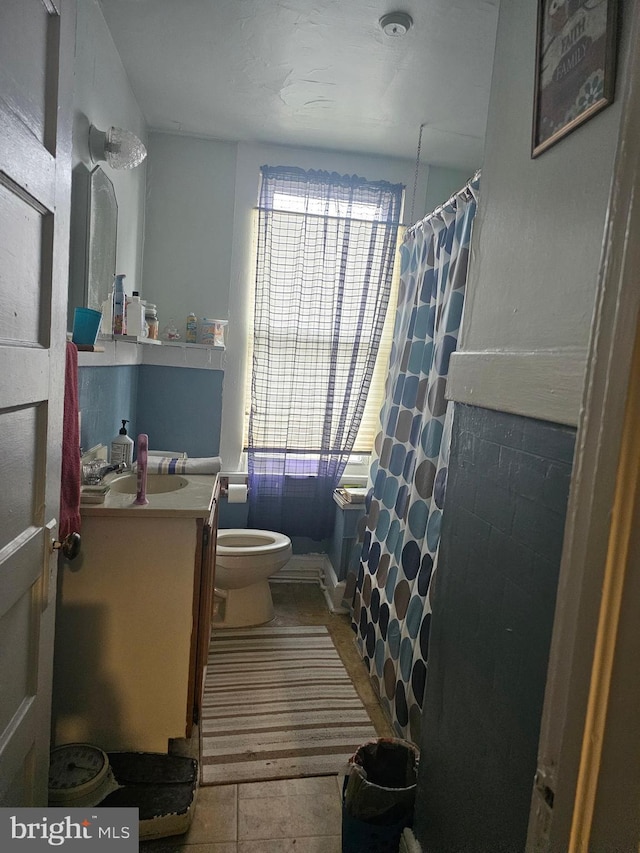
[48,743,118,806]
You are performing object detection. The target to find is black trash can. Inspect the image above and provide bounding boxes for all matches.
[342,737,419,853]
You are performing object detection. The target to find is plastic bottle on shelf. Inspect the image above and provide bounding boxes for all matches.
[112,274,127,335]
[127,291,147,337]
[100,288,113,336]
[186,312,197,344]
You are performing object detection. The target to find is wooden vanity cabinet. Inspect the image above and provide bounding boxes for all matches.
[52,477,220,754]
[187,485,219,736]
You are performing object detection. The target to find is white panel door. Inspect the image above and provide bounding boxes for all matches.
[0,0,74,805]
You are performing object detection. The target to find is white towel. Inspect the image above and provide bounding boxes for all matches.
[135,456,222,475]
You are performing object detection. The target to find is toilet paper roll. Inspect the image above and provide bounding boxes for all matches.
[227,483,248,503]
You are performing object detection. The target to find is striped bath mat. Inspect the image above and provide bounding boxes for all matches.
[200,625,377,785]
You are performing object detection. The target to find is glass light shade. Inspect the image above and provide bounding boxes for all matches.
[89,125,147,170]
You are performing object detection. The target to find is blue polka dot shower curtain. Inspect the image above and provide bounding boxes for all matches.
[352,175,479,742]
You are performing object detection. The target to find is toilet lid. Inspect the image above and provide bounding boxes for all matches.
[216,528,291,556]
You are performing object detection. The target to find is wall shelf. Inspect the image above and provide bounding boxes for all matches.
[160,339,225,351]
[77,336,225,370]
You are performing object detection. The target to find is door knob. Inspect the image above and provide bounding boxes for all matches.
[52,532,81,560]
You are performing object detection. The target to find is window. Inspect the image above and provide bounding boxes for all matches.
[245,166,403,463]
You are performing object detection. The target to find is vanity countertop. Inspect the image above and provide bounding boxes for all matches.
[81,473,218,518]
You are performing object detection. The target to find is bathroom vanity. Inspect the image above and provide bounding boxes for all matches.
[52,474,219,753]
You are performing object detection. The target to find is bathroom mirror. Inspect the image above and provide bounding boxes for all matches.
[86,166,118,311]
[67,164,118,330]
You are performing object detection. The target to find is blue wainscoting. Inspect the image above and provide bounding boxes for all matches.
[218,499,249,529]
[78,365,139,454]
[136,365,223,457]
[78,364,223,460]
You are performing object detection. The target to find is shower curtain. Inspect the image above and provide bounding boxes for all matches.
[352,175,479,742]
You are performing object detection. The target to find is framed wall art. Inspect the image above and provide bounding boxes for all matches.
[532,0,618,158]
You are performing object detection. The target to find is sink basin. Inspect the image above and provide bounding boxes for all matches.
[107,473,189,495]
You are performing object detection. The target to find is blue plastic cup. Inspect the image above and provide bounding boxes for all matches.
[72,307,103,346]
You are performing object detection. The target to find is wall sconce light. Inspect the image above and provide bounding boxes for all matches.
[89,125,147,170]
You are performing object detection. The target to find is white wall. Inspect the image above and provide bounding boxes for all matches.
[141,133,237,329]
[447,0,630,427]
[70,0,147,306]
[425,165,474,214]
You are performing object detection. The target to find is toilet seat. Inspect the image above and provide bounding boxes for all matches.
[216,528,290,556]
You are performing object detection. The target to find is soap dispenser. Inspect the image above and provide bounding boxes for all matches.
[111,419,134,467]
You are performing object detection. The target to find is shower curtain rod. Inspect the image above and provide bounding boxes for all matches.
[405,168,481,238]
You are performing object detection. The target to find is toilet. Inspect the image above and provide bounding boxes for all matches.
[213,529,292,628]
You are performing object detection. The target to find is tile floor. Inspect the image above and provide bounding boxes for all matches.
[140,582,393,852]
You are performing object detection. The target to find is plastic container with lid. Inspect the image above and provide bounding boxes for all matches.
[144,302,159,340]
[197,318,227,347]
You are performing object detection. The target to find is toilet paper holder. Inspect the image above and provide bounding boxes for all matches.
[219,474,249,498]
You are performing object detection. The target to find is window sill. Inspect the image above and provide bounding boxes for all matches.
[234,452,370,486]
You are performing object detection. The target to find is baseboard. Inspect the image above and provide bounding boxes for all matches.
[322,558,349,614]
[270,554,350,614]
[271,554,325,582]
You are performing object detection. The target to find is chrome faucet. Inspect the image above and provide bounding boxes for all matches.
[98,462,128,479]
[82,460,130,486]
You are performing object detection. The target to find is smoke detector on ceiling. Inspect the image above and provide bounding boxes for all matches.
[379,12,413,37]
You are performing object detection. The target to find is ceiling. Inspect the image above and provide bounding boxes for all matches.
[98,0,500,170]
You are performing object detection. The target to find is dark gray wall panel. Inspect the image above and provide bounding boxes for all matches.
[414,403,575,853]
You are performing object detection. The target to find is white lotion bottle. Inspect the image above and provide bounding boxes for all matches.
[111,419,134,467]
[127,291,147,337]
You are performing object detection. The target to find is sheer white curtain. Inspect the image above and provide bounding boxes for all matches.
[247,165,404,540]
